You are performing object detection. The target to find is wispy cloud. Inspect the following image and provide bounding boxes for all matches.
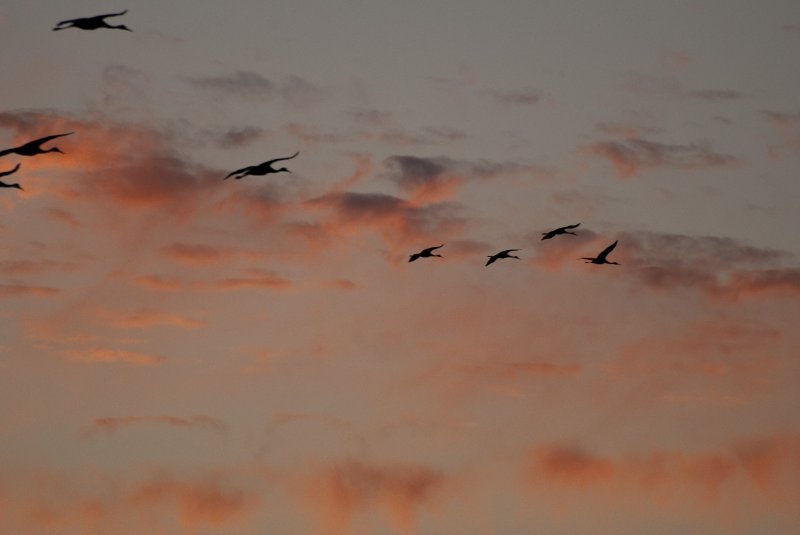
[64,348,165,366]
[85,415,227,437]
[585,138,739,179]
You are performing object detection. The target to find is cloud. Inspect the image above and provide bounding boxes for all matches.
[161,243,268,267]
[0,259,79,276]
[585,138,738,179]
[615,231,799,300]
[215,126,270,148]
[186,71,325,108]
[85,415,227,437]
[763,110,800,155]
[484,88,541,105]
[687,89,747,101]
[132,274,183,291]
[307,191,467,247]
[303,459,449,535]
[0,110,221,211]
[0,283,60,298]
[527,435,800,504]
[384,155,542,203]
[186,70,274,98]
[460,361,581,379]
[209,268,292,291]
[97,308,205,329]
[64,348,165,366]
[130,474,258,530]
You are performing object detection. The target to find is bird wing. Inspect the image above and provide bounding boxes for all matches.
[597,240,618,260]
[54,17,85,26]
[264,152,300,166]
[501,249,521,254]
[225,166,254,179]
[486,256,498,266]
[563,222,581,230]
[98,10,128,19]
[0,163,21,178]
[28,132,74,147]
[408,253,420,262]
[421,244,443,255]
[541,230,556,240]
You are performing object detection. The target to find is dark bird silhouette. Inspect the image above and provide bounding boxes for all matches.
[225,152,299,180]
[541,222,580,240]
[486,249,521,266]
[0,163,23,191]
[581,240,620,265]
[0,133,74,158]
[53,10,132,31]
[409,244,444,262]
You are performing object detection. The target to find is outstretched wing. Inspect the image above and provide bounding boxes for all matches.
[597,240,618,261]
[421,244,443,255]
[408,253,420,262]
[501,249,521,255]
[26,132,74,147]
[97,10,128,19]
[563,222,581,230]
[486,255,498,266]
[264,151,300,167]
[224,166,254,179]
[0,163,21,178]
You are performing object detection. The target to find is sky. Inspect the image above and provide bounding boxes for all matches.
[1,1,799,534]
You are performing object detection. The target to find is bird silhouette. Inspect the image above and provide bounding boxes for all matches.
[486,249,521,266]
[0,163,23,191]
[409,244,444,262]
[0,133,73,158]
[542,222,580,240]
[581,240,620,265]
[53,10,132,31]
[225,152,299,180]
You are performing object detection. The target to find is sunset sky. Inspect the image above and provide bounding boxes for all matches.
[1,1,800,534]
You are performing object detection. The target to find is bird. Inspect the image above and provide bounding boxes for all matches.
[486,249,521,266]
[541,222,580,240]
[225,152,299,180]
[409,244,444,262]
[0,163,23,191]
[580,240,620,265]
[0,133,74,158]
[53,10,132,31]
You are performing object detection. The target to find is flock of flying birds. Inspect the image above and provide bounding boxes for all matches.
[1,9,622,268]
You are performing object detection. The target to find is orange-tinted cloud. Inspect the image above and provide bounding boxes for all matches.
[307,191,468,247]
[85,415,227,437]
[384,155,543,203]
[0,110,221,212]
[0,283,60,298]
[585,138,738,179]
[303,459,449,535]
[527,434,800,504]
[64,348,165,366]
[132,274,183,291]
[210,268,292,290]
[97,308,205,329]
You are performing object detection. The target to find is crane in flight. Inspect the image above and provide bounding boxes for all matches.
[225,152,299,180]
[0,163,23,191]
[541,222,580,240]
[486,249,521,266]
[409,245,444,262]
[0,133,73,158]
[580,240,620,265]
[53,10,132,31]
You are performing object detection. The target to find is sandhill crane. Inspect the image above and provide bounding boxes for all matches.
[581,240,620,265]
[53,10,132,31]
[225,152,299,180]
[409,244,444,262]
[486,249,521,266]
[0,163,23,191]
[542,222,580,240]
[0,133,73,158]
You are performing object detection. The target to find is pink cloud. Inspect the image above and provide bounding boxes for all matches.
[0,283,60,298]
[65,348,165,366]
[585,138,738,179]
[85,415,227,437]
